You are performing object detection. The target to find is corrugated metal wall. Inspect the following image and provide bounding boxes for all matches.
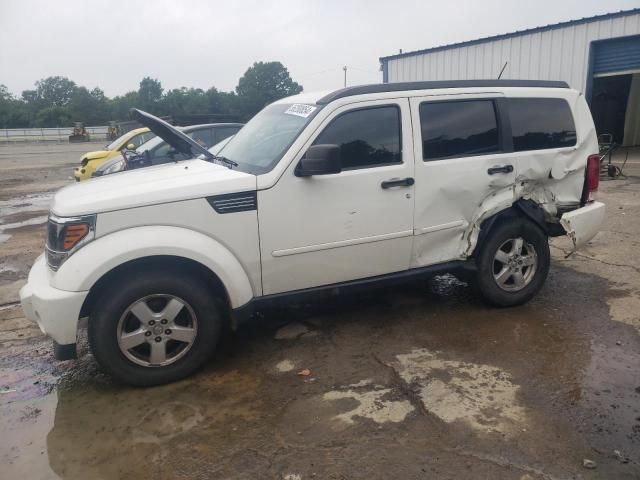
[385,12,640,92]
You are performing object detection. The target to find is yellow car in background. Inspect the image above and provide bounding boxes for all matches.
[73,127,155,181]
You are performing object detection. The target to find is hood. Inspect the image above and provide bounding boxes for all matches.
[130,109,213,160]
[52,159,256,217]
[83,150,110,161]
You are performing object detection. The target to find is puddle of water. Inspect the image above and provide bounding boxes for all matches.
[581,341,640,451]
[0,193,52,220]
[0,391,59,479]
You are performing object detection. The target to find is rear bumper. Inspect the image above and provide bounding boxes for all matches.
[560,201,606,250]
[19,255,88,355]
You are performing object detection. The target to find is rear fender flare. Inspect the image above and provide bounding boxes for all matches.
[468,200,549,258]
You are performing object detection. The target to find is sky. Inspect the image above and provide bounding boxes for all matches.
[1,0,639,98]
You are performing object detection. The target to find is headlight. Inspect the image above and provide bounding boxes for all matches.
[45,214,96,271]
[102,159,125,175]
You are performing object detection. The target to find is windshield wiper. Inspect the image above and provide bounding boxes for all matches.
[213,155,238,169]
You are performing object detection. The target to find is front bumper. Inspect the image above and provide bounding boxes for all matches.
[560,201,606,250]
[74,166,90,181]
[19,255,88,352]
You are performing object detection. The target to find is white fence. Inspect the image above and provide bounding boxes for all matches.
[0,126,109,143]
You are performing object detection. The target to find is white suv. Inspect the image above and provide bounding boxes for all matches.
[20,80,605,386]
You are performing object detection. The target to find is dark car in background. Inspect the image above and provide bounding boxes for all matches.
[92,123,243,177]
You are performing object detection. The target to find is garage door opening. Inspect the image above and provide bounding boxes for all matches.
[589,35,640,147]
[591,73,640,146]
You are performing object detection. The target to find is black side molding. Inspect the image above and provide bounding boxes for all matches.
[207,191,257,214]
[232,260,476,329]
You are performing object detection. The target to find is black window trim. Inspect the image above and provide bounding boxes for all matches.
[312,103,404,172]
[419,97,509,162]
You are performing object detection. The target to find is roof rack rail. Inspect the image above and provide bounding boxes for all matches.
[316,80,570,105]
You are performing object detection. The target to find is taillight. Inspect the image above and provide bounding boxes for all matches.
[582,154,600,203]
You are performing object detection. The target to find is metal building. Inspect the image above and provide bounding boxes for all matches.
[379,9,640,146]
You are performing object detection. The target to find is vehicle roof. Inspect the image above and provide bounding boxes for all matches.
[316,80,570,104]
[126,127,151,135]
[279,80,571,107]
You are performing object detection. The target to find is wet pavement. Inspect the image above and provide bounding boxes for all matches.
[1,143,640,479]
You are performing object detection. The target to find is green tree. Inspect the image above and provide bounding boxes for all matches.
[68,86,110,124]
[235,61,302,118]
[161,87,209,117]
[34,106,72,127]
[0,85,30,128]
[109,91,139,121]
[34,76,77,107]
[138,77,163,113]
[0,60,301,127]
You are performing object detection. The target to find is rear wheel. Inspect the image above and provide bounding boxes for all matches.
[88,268,222,386]
[476,218,550,307]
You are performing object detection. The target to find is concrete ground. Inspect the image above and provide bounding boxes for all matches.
[0,142,639,480]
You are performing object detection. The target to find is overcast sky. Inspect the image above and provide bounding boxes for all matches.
[1,0,639,97]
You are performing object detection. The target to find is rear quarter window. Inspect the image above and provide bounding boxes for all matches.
[508,98,576,152]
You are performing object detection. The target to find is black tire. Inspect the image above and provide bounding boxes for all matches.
[88,267,222,386]
[476,217,550,307]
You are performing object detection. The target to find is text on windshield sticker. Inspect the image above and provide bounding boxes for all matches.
[284,104,317,118]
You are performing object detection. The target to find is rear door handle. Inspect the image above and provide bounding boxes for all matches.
[381,177,415,189]
[487,164,514,175]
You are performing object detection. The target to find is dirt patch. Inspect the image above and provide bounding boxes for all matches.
[0,210,48,225]
[393,348,526,434]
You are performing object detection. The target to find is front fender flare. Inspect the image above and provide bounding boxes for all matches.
[51,225,254,308]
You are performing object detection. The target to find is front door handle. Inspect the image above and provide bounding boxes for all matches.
[487,164,514,175]
[381,177,415,189]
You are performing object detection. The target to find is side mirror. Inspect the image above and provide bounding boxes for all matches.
[126,143,135,150]
[295,144,341,177]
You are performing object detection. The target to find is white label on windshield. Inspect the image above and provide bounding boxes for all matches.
[284,104,317,118]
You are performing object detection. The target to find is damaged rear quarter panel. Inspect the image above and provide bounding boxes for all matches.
[409,89,598,263]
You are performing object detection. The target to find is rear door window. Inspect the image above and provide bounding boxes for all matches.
[419,100,500,160]
[507,98,576,151]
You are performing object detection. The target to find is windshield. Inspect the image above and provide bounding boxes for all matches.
[105,131,131,150]
[220,103,321,174]
[207,135,234,156]
[136,135,165,153]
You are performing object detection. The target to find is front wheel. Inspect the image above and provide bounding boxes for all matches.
[88,268,222,386]
[476,218,550,307]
